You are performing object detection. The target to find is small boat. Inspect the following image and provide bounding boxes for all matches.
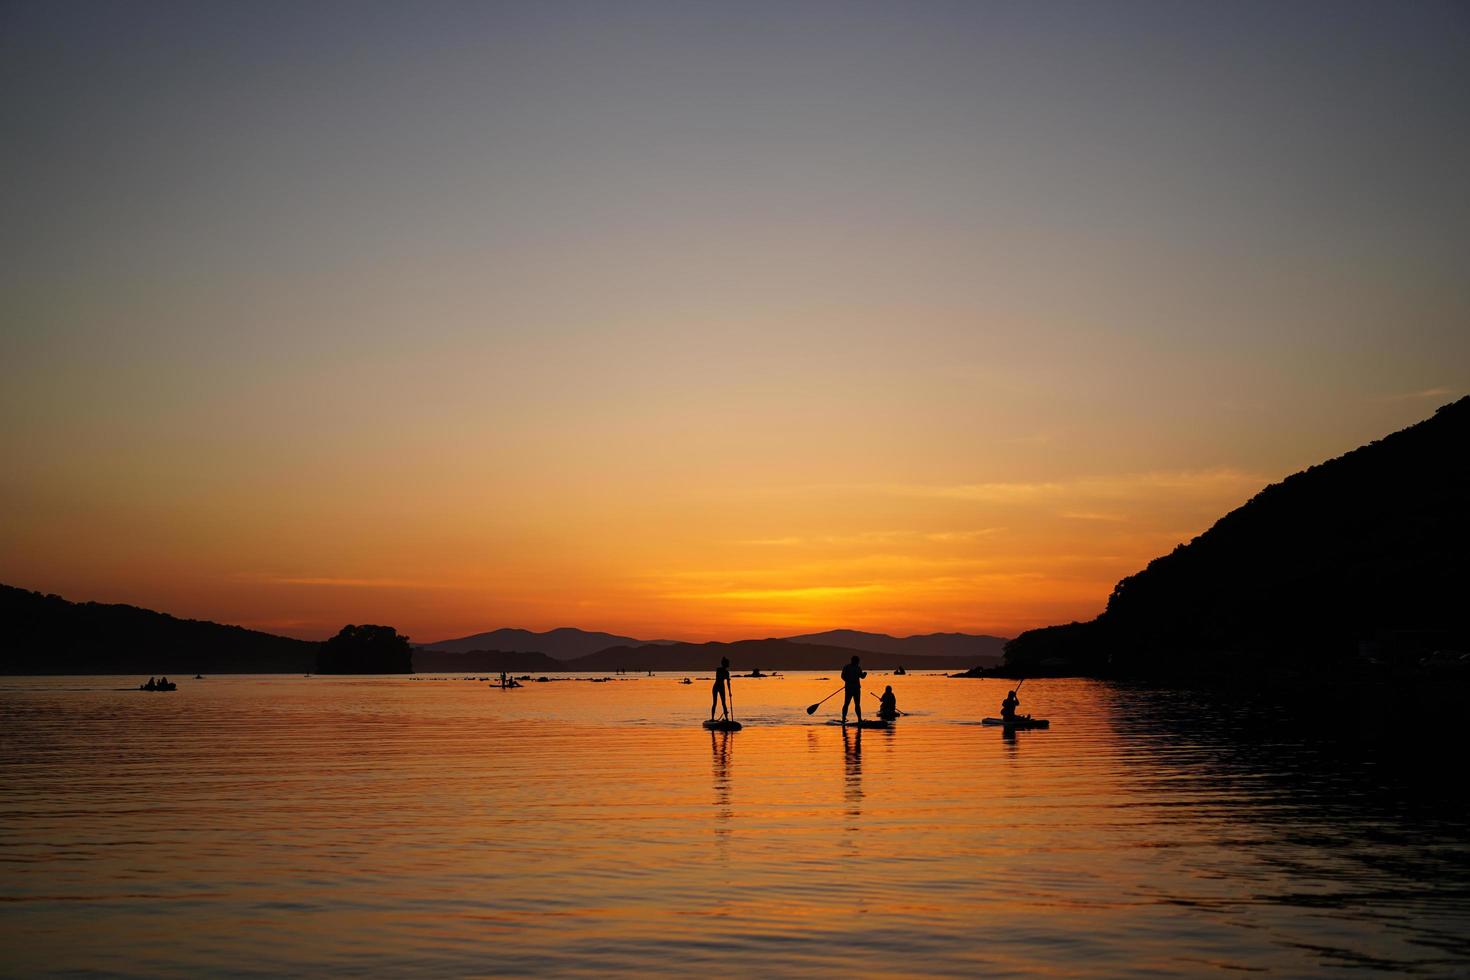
[894,666,907,675]
[826,718,889,729]
[679,678,693,685]
[139,681,177,692]
[982,716,1049,729]
[704,719,743,731]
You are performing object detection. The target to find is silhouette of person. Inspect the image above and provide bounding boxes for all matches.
[1001,689,1020,721]
[711,657,732,720]
[840,656,865,724]
[144,676,156,691]
[878,685,898,720]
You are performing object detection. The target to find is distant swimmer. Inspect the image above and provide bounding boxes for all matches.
[711,657,733,721]
[878,685,898,720]
[840,656,866,724]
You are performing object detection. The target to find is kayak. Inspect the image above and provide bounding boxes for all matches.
[826,719,889,729]
[704,719,743,731]
[877,712,899,722]
[982,717,1050,729]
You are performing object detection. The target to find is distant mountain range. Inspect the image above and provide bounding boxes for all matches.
[0,584,1004,674]
[526,638,988,673]
[416,627,674,658]
[781,629,1007,660]
[1004,396,1470,676]
[418,626,1005,663]
[417,640,981,674]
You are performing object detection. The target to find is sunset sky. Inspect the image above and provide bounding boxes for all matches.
[3,2,1467,641]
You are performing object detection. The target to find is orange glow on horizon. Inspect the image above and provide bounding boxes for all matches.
[2,465,1274,642]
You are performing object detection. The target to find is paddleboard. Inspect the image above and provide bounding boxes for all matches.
[703,719,743,731]
[981,717,1050,729]
[825,719,889,729]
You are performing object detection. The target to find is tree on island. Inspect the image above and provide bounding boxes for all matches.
[317,624,413,674]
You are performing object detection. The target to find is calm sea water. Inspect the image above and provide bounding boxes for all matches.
[2,672,1468,977]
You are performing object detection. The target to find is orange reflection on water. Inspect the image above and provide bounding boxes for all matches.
[2,673,1466,975]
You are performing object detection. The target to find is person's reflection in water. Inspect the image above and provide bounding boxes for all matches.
[710,730,733,851]
[842,724,863,823]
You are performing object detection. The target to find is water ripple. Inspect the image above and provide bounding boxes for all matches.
[1,674,1467,976]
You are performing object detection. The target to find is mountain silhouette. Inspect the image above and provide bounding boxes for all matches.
[781,629,1006,661]
[1005,397,1470,676]
[559,638,986,673]
[416,627,669,658]
[0,587,1001,675]
[411,649,567,673]
[1,584,320,674]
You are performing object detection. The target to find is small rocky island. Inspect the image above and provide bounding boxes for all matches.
[316,624,414,674]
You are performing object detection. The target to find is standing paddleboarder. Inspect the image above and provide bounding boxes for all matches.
[711,657,733,721]
[840,655,866,725]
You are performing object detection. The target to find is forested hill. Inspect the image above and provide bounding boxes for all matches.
[1,585,320,675]
[1005,397,1470,676]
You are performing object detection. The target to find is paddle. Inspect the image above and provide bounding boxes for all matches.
[728,678,736,723]
[868,692,905,716]
[805,686,844,715]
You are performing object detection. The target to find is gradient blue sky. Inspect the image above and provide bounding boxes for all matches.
[2,1,1467,639]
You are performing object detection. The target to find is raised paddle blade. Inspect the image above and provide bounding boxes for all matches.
[805,703,820,714]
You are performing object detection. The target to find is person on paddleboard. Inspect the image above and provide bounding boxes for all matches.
[840,656,866,724]
[711,657,733,720]
[878,685,898,720]
[1001,689,1021,722]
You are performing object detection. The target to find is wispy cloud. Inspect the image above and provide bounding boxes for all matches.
[242,574,459,590]
[1378,386,1458,402]
[923,528,1003,542]
[735,529,1001,547]
[872,468,1265,503]
[736,469,1268,505]
[663,584,889,601]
